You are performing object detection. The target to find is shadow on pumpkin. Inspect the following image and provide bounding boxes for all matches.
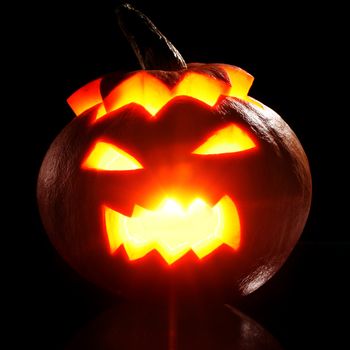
[66,299,283,350]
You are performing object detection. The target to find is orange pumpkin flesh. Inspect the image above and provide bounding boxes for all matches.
[67,64,257,119]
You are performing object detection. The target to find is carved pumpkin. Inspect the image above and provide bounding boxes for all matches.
[37,4,311,298]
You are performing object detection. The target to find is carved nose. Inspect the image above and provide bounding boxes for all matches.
[145,162,222,208]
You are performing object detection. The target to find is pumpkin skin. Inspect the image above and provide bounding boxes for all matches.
[37,63,311,299]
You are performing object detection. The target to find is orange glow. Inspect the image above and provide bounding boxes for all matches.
[103,72,171,117]
[220,65,254,100]
[67,66,259,120]
[104,196,240,264]
[102,68,253,119]
[82,141,143,171]
[104,71,227,118]
[221,65,262,107]
[193,124,256,155]
[174,72,229,107]
[67,78,107,118]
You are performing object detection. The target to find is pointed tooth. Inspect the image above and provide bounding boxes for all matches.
[104,205,124,253]
[192,239,222,259]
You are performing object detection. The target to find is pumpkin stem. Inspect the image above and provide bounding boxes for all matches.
[116,3,187,71]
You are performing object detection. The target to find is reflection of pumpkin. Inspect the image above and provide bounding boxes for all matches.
[67,302,284,350]
[37,4,311,297]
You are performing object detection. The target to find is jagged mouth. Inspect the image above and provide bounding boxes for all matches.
[103,195,240,265]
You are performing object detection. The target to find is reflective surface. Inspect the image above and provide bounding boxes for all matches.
[18,242,349,349]
[66,300,283,350]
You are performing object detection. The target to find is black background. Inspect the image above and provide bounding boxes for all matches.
[16,0,349,349]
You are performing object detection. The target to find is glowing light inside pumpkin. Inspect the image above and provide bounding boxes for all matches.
[67,66,256,119]
[193,124,256,155]
[82,141,143,171]
[104,195,240,264]
[219,65,254,100]
[67,78,106,118]
[103,72,230,118]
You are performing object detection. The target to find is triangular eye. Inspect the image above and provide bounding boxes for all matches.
[192,124,256,155]
[82,141,143,171]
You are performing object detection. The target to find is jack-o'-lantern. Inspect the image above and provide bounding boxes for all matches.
[37,4,311,298]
